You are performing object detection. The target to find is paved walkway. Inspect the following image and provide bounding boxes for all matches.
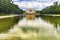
[41,14,60,16]
[0,15,18,18]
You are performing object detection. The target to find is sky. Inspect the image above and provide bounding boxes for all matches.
[12,0,60,10]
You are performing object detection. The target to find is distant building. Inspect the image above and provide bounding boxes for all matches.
[25,8,36,20]
[54,2,58,5]
[25,8,36,14]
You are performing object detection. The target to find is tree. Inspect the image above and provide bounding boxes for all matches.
[0,0,23,15]
[40,2,60,14]
[54,2,58,6]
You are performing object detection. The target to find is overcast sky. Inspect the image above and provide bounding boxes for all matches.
[12,0,60,10]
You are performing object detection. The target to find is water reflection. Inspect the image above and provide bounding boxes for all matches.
[41,16,60,32]
[0,16,60,40]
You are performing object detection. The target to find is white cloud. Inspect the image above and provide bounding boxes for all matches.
[12,0,60,2]
[13,1,54,10]
[12,0,20,2]
[35,0,58,2]
[12,0,60,10]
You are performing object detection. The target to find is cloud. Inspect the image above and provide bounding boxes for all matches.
[12,0,60,10]
[12,0,20,2]
[13,0,60,2]
[13,1,54,10]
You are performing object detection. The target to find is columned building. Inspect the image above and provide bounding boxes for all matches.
[25,8,36,20]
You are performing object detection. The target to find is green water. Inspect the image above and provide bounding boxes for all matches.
[0,16,20,33]
[41,16,60,29]
[0,16,60,40]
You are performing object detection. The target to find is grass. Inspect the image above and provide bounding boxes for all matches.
[0,14,11,16]
[0,16,20,33]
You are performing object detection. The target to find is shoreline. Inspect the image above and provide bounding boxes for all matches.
[0,15,19,18]
[40,14,60,16]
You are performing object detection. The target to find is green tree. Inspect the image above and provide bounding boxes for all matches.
[40,2,60,14]
[0,0,23,15]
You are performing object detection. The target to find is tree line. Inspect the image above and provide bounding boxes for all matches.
[40,2,60,14]
[0,0,23,15]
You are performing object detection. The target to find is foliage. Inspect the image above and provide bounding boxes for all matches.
[36,10,40,13]
[40,2,60,14]
[0,0,23,14]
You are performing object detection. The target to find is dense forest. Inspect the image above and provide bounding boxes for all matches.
[0,0,23,15]
[40,2,60,14]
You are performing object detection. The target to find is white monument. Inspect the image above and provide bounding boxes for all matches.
[25,8,36,20]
